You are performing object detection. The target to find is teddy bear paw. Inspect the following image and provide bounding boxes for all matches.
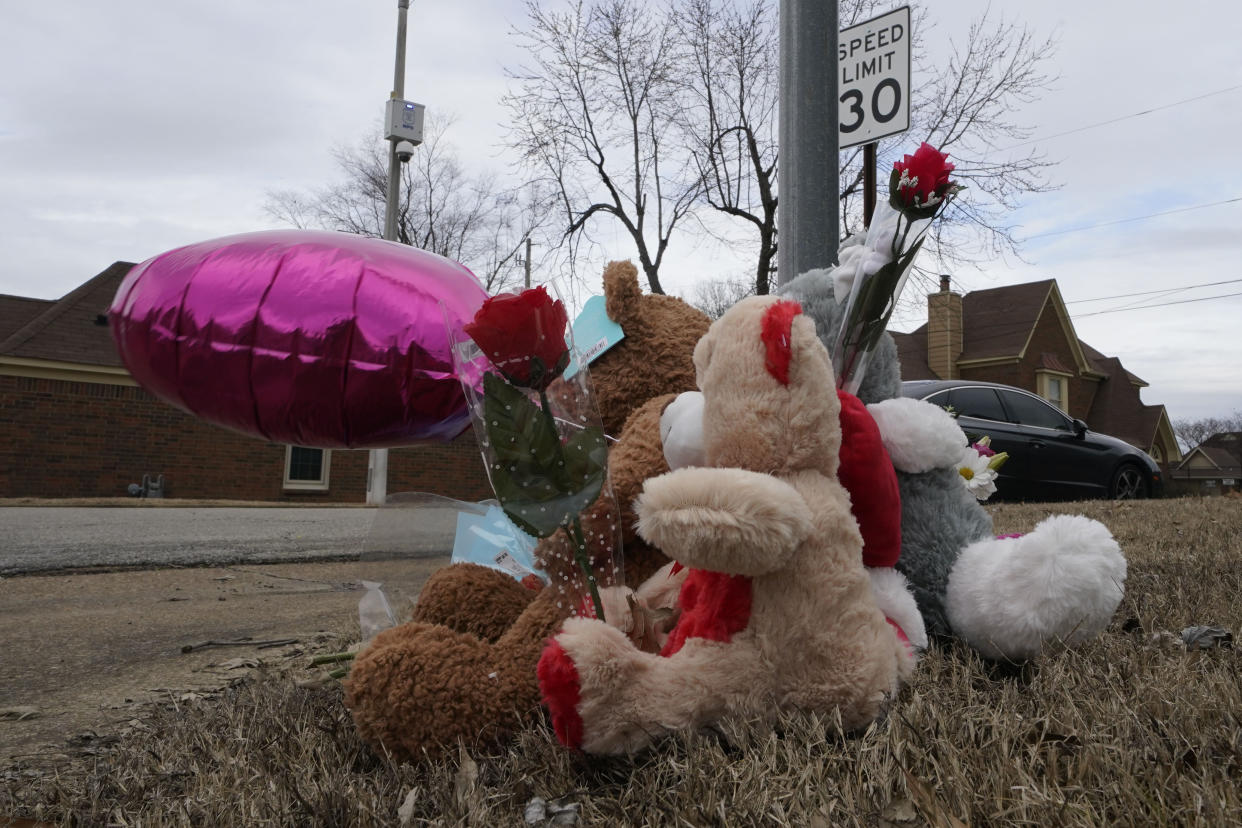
[944,515,1126,661]
[537,638,584,749]
[538,616,659,753]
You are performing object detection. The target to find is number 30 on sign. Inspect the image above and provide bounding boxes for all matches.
[838,6,911,149]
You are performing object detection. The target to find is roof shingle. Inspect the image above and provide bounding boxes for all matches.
[958,279,1054,361]
[0,262,133,367]
[0,295,54,341]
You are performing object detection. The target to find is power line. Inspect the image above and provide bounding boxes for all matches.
[895,286,1242,346]
[1076,291,1242,318]
[994,84,1242,154]
[1065,278,1242,304]
[1022,197,1242,241]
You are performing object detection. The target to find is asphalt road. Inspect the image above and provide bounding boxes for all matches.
[0,505,463,576]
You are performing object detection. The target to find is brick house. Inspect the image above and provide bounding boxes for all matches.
[1172,432,1241,494]
[0,263,491,502]
[892,277,1181,468]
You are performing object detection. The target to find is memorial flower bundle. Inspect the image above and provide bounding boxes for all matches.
[458,286,611,620]
[832,142,964,394]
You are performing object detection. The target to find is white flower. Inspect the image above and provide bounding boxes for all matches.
[958,446,999,501]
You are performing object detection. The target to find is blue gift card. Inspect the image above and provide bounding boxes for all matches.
[451,505,547,583]
[563,294,625,380]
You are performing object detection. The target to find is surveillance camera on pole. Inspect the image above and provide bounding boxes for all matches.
[385,98,425,147]
[395,140,417,163]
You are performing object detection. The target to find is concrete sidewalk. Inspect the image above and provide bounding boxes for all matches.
[0,556,446,765]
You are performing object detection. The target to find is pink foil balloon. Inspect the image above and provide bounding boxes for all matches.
[109,229,488,448]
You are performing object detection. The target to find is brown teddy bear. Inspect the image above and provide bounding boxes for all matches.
[538,296,912,754]
[343,261,710,761]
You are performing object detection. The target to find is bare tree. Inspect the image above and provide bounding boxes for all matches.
[839,5,1060,271]
[503,0,703,295]
[265,121,549,292]
[673,0,779,295]
[688,275,756,319]
[670,0,1058,298]
[1173,412,1242,453]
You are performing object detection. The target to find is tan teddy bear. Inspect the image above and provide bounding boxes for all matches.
[537,295,912,754]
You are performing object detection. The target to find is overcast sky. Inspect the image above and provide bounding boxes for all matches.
[2,1,1240,422]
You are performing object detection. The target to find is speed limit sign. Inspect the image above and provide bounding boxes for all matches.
[838,6,910,149]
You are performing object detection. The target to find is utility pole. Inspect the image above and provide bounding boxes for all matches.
[776,0,838,286]
[368,0,412,507]
[382,0,410,243]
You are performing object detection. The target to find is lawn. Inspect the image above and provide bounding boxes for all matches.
[3,496,1239,826]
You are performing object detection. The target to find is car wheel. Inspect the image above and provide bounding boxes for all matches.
[1110,463,1146,500]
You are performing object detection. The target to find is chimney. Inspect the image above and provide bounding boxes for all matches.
[927,276,963,379]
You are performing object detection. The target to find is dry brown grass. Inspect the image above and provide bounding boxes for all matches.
[3,496,1240,826]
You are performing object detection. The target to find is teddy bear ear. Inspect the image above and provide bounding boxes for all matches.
[602,260,643,328]
[760,299,804,385]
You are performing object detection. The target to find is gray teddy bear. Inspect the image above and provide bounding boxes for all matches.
[780,266,1127,661]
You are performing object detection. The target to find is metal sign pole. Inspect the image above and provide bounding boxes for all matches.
[863,142,877,228]
[776,0,839,287]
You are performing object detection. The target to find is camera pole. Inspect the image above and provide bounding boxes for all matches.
[369,0,412,507]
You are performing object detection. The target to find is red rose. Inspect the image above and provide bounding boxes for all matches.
[464,286,569,390]
[891,142,957,211]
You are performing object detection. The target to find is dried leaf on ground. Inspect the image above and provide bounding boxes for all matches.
[903,767,967,828]
[454,744,479,812]
[397,787,418,826]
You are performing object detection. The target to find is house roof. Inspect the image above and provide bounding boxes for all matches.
[1074,341,1109,375]
[1080,339,1145,385]
[0,262,133,368]
[1197,447,1238,469]
[0,294,55,341]
[1193,432,1242,465]
[1175,438,1242,476]
[1082,351,1165,451]
[958,279,1055,362]
[1035,352,1074,374]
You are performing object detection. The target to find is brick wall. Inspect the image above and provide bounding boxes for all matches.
[960,360,1023,390]
[0,374,491,502]
[389,436,493,502]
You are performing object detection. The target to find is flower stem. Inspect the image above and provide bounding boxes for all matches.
[539,388,607,623]
[568,516,606,622]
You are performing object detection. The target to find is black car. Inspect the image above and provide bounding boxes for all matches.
[901,380,1163,501]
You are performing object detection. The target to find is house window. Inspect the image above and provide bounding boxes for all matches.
[1037,371,1071,413]
[284,446,331,491]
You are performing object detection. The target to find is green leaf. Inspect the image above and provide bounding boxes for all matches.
[480,373,609,538]
[561,425,608,500]
[483,373,560,471]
